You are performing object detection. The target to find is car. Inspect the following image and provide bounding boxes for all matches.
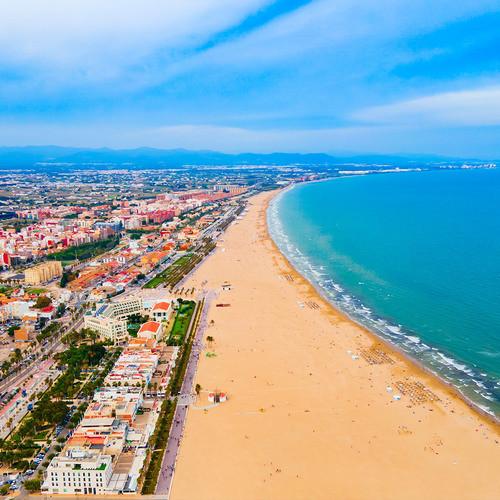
[25,470,34,476]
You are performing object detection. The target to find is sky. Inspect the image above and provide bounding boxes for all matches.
[1,0,500,157]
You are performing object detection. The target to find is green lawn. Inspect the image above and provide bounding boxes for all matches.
[127,323,141,337]
[167,301,196,346]
[46,236,120,262]
[143,239,216,289]
[143,254,193,288]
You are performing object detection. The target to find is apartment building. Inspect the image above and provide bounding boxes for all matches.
[102,297,143,319]
[42,450,113,495]
[83,297,144,344]
[83,314,128,345]
[24,260,63,285]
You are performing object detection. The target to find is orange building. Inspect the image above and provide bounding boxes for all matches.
[14,328,30,342]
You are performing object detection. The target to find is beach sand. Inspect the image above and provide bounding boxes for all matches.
[171,191,500,500]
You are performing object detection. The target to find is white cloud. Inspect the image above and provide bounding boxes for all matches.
[0,1,269,76]
[0,121,390,152]
[183,0,500,68]
[352,85,500,126]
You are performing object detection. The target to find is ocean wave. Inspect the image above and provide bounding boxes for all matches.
[267,192,500,417]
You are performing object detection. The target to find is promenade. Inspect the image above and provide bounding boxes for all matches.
[155,290,215,497]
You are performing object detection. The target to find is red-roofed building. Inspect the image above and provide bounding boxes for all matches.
[151,301,172,322]
[138,321,163,340]
[38,304,56,319]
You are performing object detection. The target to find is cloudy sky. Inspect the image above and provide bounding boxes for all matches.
[1,0,500,157]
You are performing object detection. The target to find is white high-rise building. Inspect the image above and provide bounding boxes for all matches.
[42,450,113,495]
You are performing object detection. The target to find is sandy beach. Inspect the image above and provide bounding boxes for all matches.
[171,190,500,500]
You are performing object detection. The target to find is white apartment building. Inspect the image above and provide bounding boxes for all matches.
[83,314,128,345]
[42,450,113,495]
[83,297,144,344]
[103,297,143,320]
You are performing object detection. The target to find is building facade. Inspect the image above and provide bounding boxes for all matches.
[83,315,128,345]
[42,451,113,495]
[24,261,63,285]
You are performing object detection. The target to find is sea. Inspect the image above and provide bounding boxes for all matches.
[268,168,500,417]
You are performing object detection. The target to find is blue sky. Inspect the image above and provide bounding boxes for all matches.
[1,0,500,157]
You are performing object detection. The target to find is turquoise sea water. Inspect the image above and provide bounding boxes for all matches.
[268,169,500,417]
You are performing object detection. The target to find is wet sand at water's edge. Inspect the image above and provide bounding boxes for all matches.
[171,190,499,500]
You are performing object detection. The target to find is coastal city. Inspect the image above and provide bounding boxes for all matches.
[0,161,498,498]
[1,3,500,499]
[0,167,270,497]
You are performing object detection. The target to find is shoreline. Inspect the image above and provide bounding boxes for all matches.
[172,189,500,500]
[265,186,500,426]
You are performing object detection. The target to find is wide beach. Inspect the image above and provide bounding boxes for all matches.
[171,190,500,500]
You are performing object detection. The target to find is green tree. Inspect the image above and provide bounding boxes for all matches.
[35,295,52,309]
[56,302,66,318]
[7,324,18,336]
[59,273,68,288]
[24,478,41,492]
[13,348,22,363]
[1,360,11,374]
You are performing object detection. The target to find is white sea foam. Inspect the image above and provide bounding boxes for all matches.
[268,189,499,417]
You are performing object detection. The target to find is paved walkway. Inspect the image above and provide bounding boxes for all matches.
[155,290,215,497]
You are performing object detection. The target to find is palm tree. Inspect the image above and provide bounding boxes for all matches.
[13,348,22,363]
[87,330,98,345]
[206,336,214,348]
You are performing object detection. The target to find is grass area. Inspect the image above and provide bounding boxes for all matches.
[167,300,196,346]
[170,300,202,396]
[144,238,216,289]
[46,236,120,262]
[33,429,50,441]
[127,228,156,239]
[140,300,203,493]
[144,254,192,288]
[27,287,48,295]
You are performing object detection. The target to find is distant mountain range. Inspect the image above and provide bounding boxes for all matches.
[0,146,491,170]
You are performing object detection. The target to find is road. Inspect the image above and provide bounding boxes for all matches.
[6,199,243,496]
[155,290,215,497]
[0,358,56,439]
[0,315,83,395]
